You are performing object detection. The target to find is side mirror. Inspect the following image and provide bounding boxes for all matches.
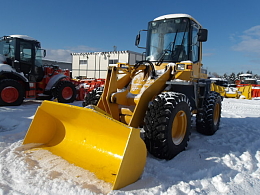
[43,49,46,57]
[135,30,147,49]
[135,34,140,46]
[198,29,208,42]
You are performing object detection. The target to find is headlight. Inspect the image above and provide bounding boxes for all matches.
[177,64,185,70]
[118,63,128,68]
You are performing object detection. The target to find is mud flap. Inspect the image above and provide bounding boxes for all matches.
[23,101,147,190]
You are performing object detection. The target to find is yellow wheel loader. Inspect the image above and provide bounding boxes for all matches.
[23,14,222,190]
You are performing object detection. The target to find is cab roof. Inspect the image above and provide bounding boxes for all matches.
[10,35,38,41]
[153,13,202,27]
[2,35,38,42]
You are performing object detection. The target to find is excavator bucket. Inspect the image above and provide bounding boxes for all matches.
[23,101,147,190]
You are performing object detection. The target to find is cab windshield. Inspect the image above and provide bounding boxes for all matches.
[146,17,190,62]
[0,38,15,60]
[35,47,44,67]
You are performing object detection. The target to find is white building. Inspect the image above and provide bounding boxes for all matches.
[71,50,143,79]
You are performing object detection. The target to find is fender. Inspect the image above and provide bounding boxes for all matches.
[45,74,68,91]
[0,63,28,83]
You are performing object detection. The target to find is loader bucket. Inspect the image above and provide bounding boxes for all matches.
[23,101,147,190]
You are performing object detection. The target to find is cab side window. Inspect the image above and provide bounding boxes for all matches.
[20,41,32,63]
[191,21,200,62]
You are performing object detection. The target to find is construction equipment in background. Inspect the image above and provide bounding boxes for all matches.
[211,74,260,99]
[0,35,77,105]
[23,14,222,190]
[81,85,104,106]
[236,73,258,85]
[211,82,252,99]
[72,78,105,103]
[235,73,260,98]
[0,35,106,106]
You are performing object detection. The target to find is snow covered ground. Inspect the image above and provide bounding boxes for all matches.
[0,98,260,195]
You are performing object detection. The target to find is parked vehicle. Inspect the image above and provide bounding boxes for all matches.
[0,35,76,105]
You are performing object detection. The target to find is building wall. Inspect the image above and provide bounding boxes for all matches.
[71,50,143,79]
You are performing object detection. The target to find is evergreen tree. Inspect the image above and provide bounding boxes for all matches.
[212,72,219,78]
[229,72,236,83]
[222,73,228,81]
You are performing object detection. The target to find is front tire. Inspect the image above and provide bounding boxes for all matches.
[53,80,76,103]
[82,87,104,107]
[0,79,24,106]
[196,91,222,135]
[144,92,191,160]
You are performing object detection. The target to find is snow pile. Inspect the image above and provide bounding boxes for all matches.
[0,98,260,194]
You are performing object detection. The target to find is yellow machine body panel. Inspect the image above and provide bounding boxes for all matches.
[211,83,252,99]
[237,85,252,99]
[211,83,227,97]
[23,101,147,190]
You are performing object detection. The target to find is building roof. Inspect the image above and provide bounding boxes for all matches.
[71,50,142,56]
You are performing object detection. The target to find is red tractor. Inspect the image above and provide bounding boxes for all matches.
[71,78,105,106]
[0,35,76,106]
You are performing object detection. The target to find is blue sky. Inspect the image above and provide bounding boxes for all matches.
[2,0,260,75]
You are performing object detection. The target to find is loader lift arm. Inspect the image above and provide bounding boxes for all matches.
[98,62,172,127]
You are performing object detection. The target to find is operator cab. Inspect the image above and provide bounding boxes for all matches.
[0,35,46,82]
[136,14,207,64]
[239,74,257,85]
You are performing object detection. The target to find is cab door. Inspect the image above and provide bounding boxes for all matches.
[19,40,34,75]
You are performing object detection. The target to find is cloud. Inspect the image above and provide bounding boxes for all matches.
[45,45,100,62]
[45,49,72,62]
[232,25,260,55]
[244,26,260,36]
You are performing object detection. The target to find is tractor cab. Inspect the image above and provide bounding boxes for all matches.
[0,35,46,82]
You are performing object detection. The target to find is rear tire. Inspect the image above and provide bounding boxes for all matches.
[0,79,24,106]
[82,87,104,107]
[196,91,222,135]
[144,92,191,160]
[53,80,76,103]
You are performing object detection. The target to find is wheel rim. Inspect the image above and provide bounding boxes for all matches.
[172,110,187,145]
[62,87,73,100]
[213,103,220,125]
[1,86,19,103]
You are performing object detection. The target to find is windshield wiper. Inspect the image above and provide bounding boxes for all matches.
[171,23,188,61]
[155,30,179,66]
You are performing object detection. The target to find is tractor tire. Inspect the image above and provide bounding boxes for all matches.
[82,87,104,107]
[0,79,25,106]
[196,91,222,135]
[53,80,76,103]
[144,92,192,160]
